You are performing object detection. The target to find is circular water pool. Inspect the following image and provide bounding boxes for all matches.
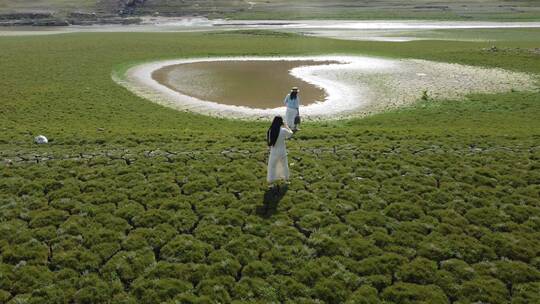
[115,56,537,120]
[152,60,335,108]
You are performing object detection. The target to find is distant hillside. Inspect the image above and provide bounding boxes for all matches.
[1,0,540,24]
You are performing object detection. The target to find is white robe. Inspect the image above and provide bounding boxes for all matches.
[285,107,298,130]
[267,127,293,183]
[284,94,300,130]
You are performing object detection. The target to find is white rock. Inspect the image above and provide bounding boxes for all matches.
[34,135,48,144]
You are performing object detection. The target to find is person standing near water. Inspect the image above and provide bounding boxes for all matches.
[267,116,294,187]
[284,87,300,132]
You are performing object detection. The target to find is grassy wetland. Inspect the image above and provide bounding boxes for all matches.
[1,29,540,303]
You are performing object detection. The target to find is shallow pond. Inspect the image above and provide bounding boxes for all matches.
[152,60,333,108]
[119,55,537,120]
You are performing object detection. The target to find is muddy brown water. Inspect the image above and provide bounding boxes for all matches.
[152,60,337,108]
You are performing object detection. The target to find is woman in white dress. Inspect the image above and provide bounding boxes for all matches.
[284,87,300,132]
[267,116,294,186]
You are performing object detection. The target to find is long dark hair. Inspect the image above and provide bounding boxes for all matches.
[267,116,283,147]
[290,91,298,100]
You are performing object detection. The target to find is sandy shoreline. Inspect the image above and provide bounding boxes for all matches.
[114,55,537,121]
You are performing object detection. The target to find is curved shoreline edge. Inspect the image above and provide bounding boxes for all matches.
[114,56,375,121]
[113,56,538,121]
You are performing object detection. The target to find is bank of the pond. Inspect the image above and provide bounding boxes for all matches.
[117,55,538,121]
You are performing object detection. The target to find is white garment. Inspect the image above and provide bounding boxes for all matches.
[267,127,293,183]
[284,94,300,109]
[285,107,298,130]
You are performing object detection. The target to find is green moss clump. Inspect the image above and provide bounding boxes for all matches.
[29,209,69,228]
[440,259,477,281]
[194,224,242,248]
[267,275,311,302]
[0,289,11,303]
[114,201,145,222]
[72,273,124,304]
[131,278,193,304]
[207,258,241,278]
[91,242,121,261]
[418,233,496,263]
[132,209,173,228]
[512,282,540,304]
[293,257,359,291]
[313,278,350,303]
[123,224,177,251]
[396,257,438,284]
[233,277,279,302]
[381,282,449,304]
[473,260,540,286]
[346,210,390,234]
[223,234,271,266]
[169,293,213,304]
[102,249,156,283]
[384,203,425,221]
[355,253,407,276]
[346,285,381,304]
[307,231,350,257]
[196,276,235,303]
[458,276,509,304]
[182,175,218,195]
[145,262,207,287]
[465,207,511,229]
[480,232,539,262]
[172,209,198,233]
[2,239,49,265]
[160,235,212,264]
[9,265,54,295]
[243,260,274,278]
[51,248,101,272]
[359,275,392,291]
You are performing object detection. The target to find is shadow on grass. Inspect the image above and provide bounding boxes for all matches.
[256,184,288,218]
